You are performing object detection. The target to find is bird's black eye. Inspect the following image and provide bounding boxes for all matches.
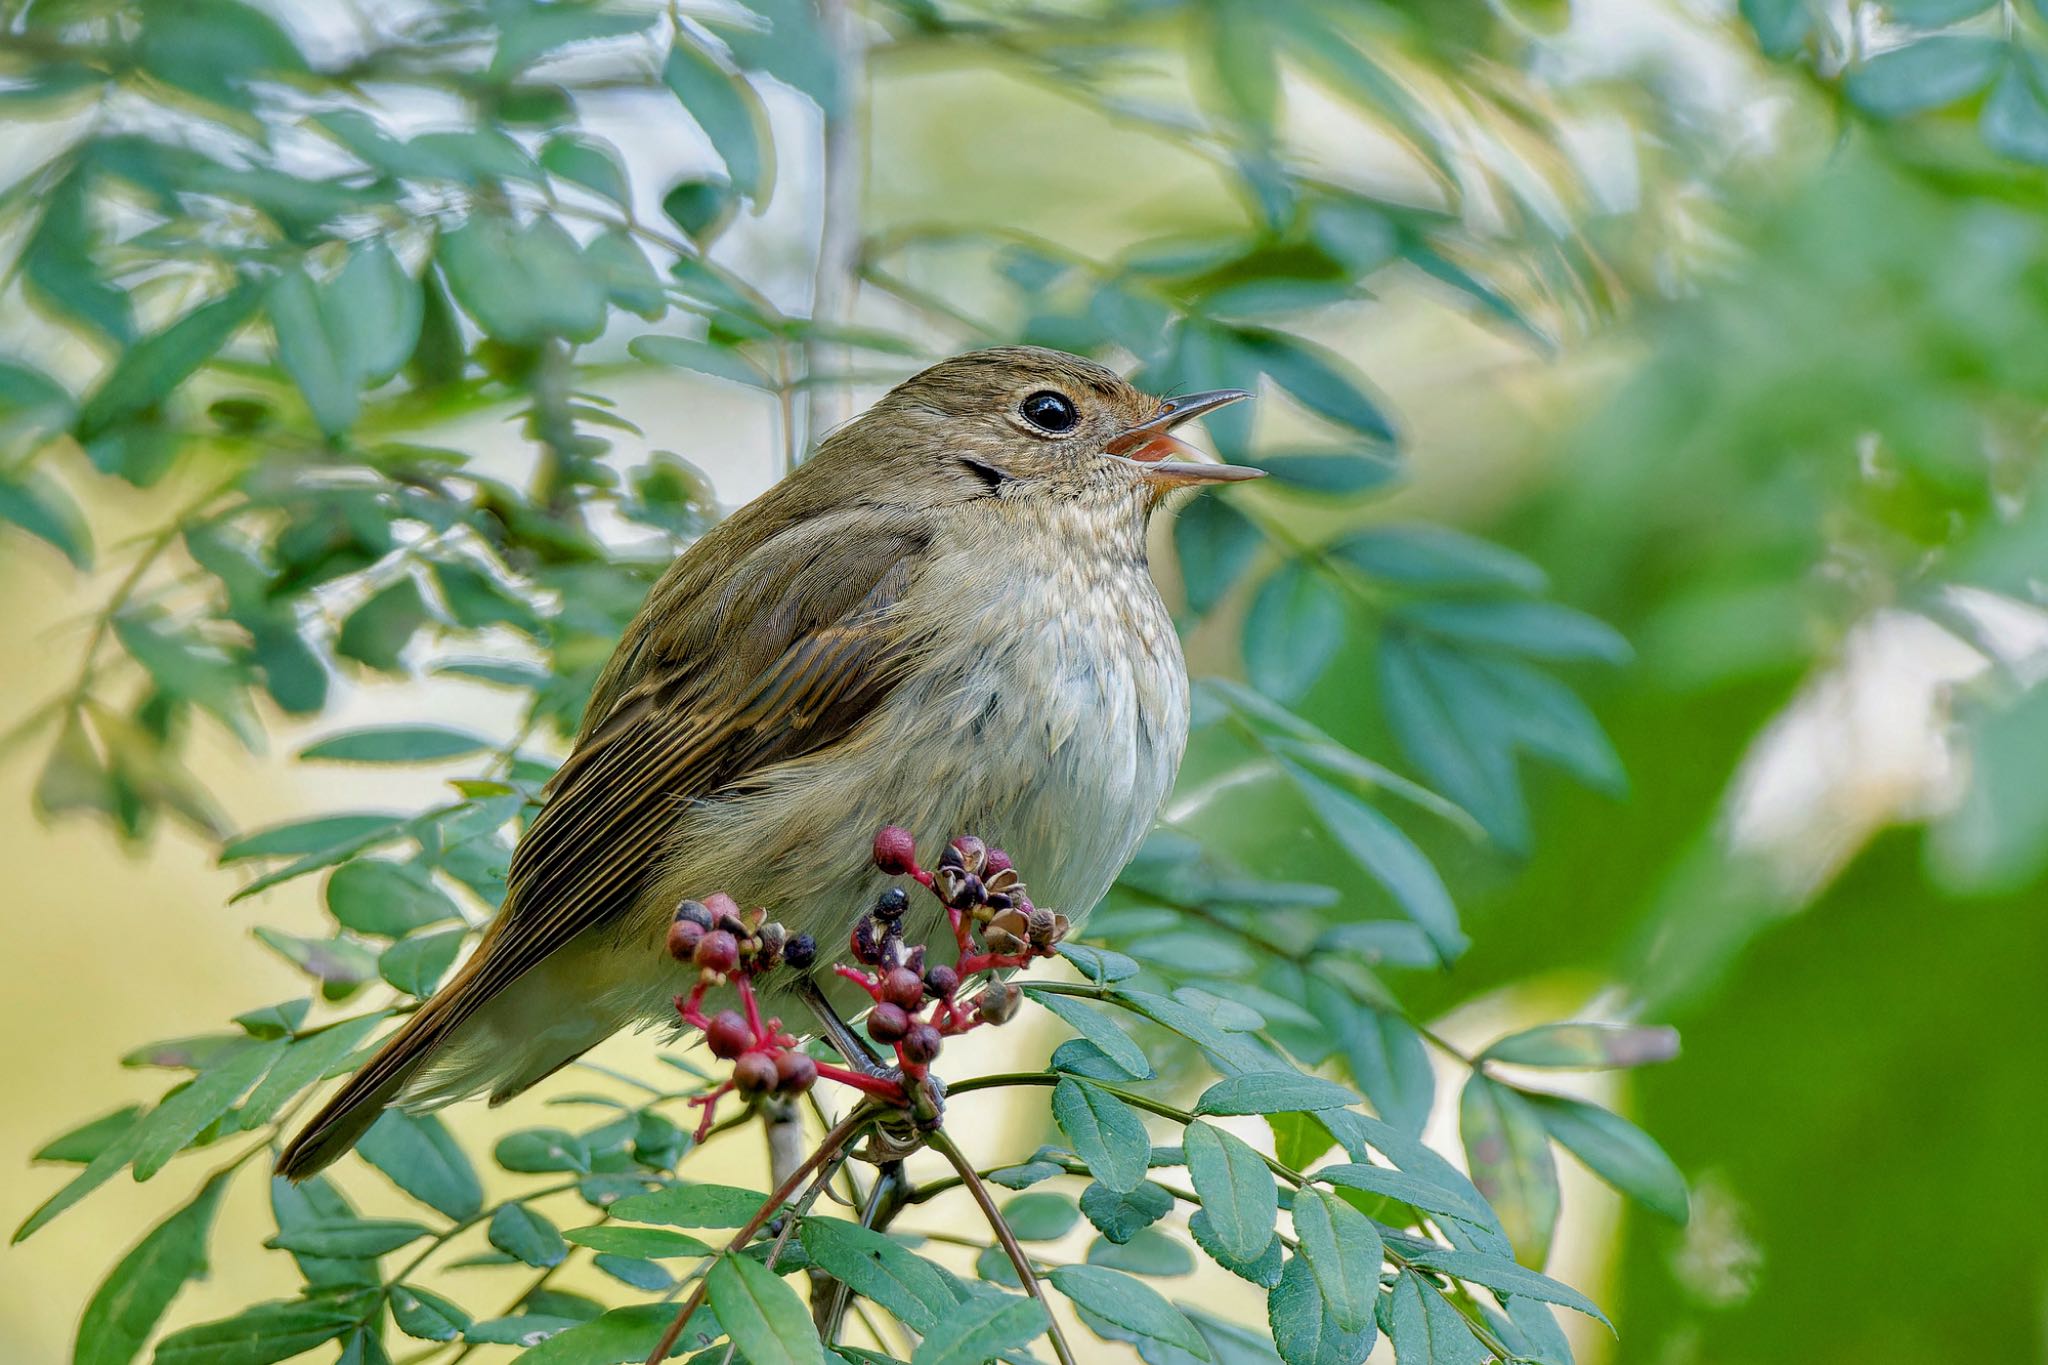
[1019,390,1078,433]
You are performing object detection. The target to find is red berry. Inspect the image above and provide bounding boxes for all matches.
[984,847,1013,877]
[775,1051,818,1094]
[868,1002,910,1044]
[705,1010,752,1059]
[873,826,918,875]
[666,917,705,961]
[702,892,744,933]
[881,967,925,1011]
[733,1052,777,1094]
[900,1022,942,1065]
[693,930,740,975]
[923,964,959,998]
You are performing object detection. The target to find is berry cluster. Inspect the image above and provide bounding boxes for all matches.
[664,827,1070,1137]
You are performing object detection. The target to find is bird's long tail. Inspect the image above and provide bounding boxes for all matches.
[275,963,481,1180]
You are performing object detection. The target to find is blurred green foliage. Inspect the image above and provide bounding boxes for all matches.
[6,0,2048,1363]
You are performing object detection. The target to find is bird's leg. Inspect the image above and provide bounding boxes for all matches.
[796,975,885,1075]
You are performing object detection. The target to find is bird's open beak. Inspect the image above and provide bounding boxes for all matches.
[1105,389,1261,487]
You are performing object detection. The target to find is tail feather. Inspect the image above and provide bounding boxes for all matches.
[275,982,473,1180]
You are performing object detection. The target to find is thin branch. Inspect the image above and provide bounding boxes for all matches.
[643,1105,875,1365]
[926,1129,1079,1365]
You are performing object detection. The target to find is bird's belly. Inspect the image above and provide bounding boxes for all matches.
[602,588,1188,1019]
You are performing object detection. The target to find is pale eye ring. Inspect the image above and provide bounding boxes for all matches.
[1019,390,1078,433]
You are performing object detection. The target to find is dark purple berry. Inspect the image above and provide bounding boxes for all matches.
[923,964,959,999]
[666,917,705,961]
[733,1052,777,1094]
[873,826,918,875]
[881,967,925,1011]
[868,1002,910,1044]
[693,930,740,975]
[784,933,816,969]
[900,1022,942,1065]
[874,887,909,921]
[775,1052,818,1094]
[675,899,714,929]
[705,1010,751,1059]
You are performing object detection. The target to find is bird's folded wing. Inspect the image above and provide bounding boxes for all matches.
[453,521,929,1011]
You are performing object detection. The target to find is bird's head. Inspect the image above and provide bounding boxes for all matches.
[840,346,1257,510]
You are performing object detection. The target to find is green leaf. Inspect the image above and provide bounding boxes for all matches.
[75,1169,228,1365]
[1058,944,1141,984]
[331,240,421,385]
[1526,1093,1689,1223]
[495,1128,592,1176]
[1188,1212,1284,1287]
[1480,1023,1679,1070]
[1234,329,1395,443]
[1183,1121,1277,1262]
[493,1304,684,1361]
[1284,765,1464,963]
[707,1252,824,1365]
[1336,1006,1434,1139]
[1290,1188,1381,1335]
[1459,1075,1560,1268]
[1741,0,1812,58]
[390,1284,470,1342]
[15,1119,144,1242]
[232,1000,309,1040]
[1023,990,1151,1079]
[1313,1163,1491,1225]
[1049,1264,1207,1357]
[1086,1225,1194,1276]
[255,928,378,1000]
[356,1111,481,1220]
[77,282,261,439]
[1329,525,1545,594]
[1052,1079,1151,1193]
[996,1190,1080,1241]
[112,612,255,744]
[1078,1180,1175,1244]
[152,1299,358,1365]
[325,859,459,938]
[629,335,771,388]
[588,229,667,319]
[1400,600,1630,665]
[222,813,403,864]
[302,725,493,764]
[238,1014,387,1130]
[0,469,93,568]
[23,174,132,342]
[1385,1269,1489,1365]
[1844,36,2006,118]
[36,1106,143,1165]
[716,0,842,111]
[1243,559,1344,702]
[1984,53,2048,165]
[663,37,774,201]
[1932,681,2048,890]
[336,1325,392,1365]
[908,1291,1047,1365]
[131,1041,285,1179]
[337,578,430,673]
[799,1218,954,1331]
[1173,491,1263,614]
[494,5,652,74]
[1378,631,1526,851]
[267,266,358,438]
[1267,1254,1372,1365]
[1259,451,1398,497]
[660,178,736,243]
[438,217,605,344]
[594,1252,675,1291]
[1194,1071,1357,1116]
[267,1216,430,1257]
[610,1181,768,1226]
[542,134,631,204]
[488,1202,566,1268]
[1399,1246,1609,1326]
[565,1225,713,1259]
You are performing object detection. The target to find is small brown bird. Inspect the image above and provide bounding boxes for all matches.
[279,346,1253,1177]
